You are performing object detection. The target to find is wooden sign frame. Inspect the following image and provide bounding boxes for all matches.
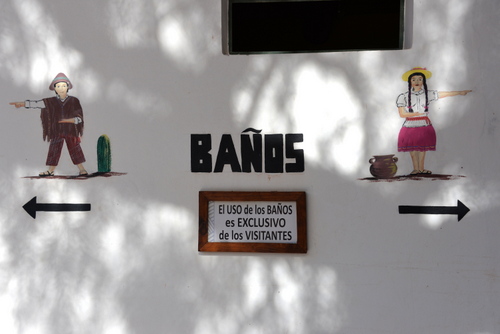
[198,191,307,253]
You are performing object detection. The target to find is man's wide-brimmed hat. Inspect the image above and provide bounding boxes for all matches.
[49,72,73,90]
[402,67,433,81]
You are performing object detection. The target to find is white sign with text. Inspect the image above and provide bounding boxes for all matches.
[208,201,298,243]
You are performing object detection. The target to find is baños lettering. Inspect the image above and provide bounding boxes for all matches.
[267,203,293,215]
[191,129,304,173]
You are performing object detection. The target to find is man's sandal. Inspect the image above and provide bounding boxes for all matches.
[410,170,420,175]
[420,169,432,174]
[39,170,54,177]
[79,170,88,176]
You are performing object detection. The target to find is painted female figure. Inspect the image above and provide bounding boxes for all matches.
[10,73,87,176]
[397,67,471,175]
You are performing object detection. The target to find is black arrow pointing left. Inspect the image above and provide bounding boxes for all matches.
[23,196,91,219]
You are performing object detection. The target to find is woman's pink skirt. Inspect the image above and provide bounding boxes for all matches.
[398,125,436,152]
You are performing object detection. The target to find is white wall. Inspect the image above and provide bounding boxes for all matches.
[1,0,499,333]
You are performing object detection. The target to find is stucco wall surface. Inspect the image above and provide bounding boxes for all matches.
[0,1,499,333]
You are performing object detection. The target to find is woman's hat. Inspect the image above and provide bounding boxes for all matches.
[49,73,73,90]
[402,67,432,81]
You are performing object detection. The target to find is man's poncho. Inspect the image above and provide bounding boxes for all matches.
[40,96,84,142]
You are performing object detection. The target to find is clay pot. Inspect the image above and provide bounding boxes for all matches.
[369,154,398,179]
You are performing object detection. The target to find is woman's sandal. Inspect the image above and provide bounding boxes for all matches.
[39,170,54,177]
[79,170,88,176]
[420,169,432,174]
[410,170,420,175]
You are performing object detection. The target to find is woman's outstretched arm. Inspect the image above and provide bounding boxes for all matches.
[438,90,472,98]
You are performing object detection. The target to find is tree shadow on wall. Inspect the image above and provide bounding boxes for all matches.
[0,0,493,334]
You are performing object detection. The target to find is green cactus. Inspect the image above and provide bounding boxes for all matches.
[97,134,112,172]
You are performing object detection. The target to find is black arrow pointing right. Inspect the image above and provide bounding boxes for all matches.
[399,200,470,222]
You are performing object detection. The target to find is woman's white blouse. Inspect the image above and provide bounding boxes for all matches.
[396,89,439,114]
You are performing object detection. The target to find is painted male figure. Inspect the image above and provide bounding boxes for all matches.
[10,73,87,176]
